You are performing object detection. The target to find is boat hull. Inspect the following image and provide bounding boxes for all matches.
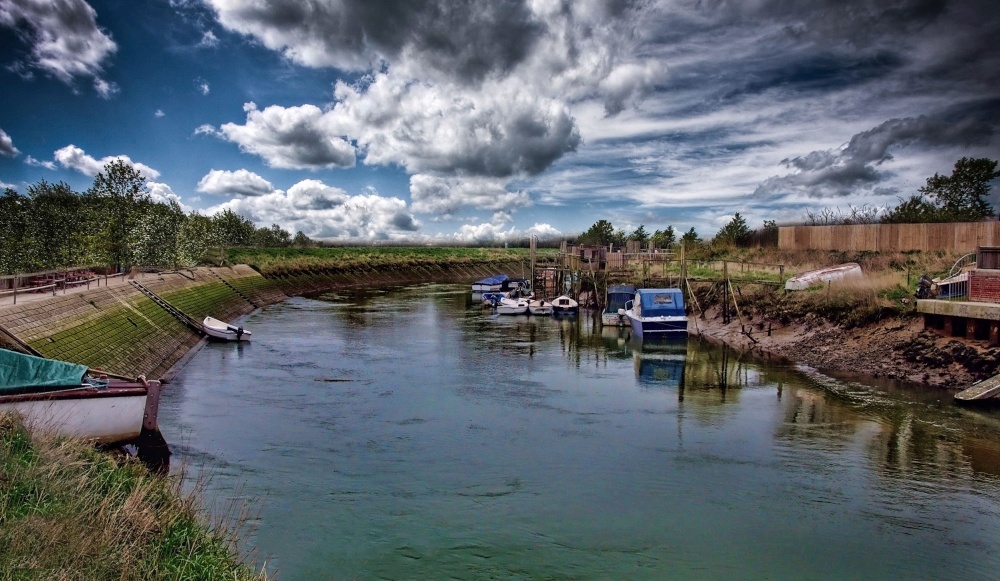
[0,383,153,445]
[625,311,688,338]
[203,316,251,341]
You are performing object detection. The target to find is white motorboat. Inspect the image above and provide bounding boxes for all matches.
[602,285,636,326]
[0,348,164,446]
[495,297,529,315]
[550,295,579,315]
[621,288,688,339]
[202,316,251,341]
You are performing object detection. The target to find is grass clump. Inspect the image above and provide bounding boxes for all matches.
[0,415,268,581]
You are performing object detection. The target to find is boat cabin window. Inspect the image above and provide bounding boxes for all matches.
[652,294,673,305]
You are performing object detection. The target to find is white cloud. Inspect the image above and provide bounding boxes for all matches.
[217,102,356,169]
[0,128,19,157]
[204,178,420,241]
[93,77,119,99]
[0,0,117,94]
[196,78,210,95]
[196,168,274,197]
[155,109,165,118]
[194,124,217,136]
[199,30,219,47]
[25,155,55,169]
[53,144,161,179]
[147,181,193,212]
[409,174,531,216]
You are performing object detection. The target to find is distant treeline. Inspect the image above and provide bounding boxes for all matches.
[0,160,312,275]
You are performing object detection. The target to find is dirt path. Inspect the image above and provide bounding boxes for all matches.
[691,306,1000,390]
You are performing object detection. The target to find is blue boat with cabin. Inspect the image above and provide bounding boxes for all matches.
[602,284,637,326]
[621,288,688,339]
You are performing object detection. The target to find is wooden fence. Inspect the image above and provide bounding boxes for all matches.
[778,222,1000,252]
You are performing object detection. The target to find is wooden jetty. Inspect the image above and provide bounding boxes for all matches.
[955,374,1000,403]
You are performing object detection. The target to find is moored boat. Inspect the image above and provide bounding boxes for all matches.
[621,288,688,339]
[0,348,164,446]
[602,285,636,326]
[528,298,553,316]
[550,295,579,315]
[202,316,251,341]
[496,297,529,315]
[472,274,510,292]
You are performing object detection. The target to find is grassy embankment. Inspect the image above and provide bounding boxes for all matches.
[226,246,548,276]
[682,247,970,329]
[0,415,267,580]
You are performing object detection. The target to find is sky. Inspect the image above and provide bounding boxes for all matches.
[0,0,998,244]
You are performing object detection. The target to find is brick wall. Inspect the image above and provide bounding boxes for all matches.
[970,270,1000,303]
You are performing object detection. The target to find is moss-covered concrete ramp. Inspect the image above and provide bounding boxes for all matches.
[0,266,287,379]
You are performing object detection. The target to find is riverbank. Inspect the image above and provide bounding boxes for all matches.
[691,301,999,390]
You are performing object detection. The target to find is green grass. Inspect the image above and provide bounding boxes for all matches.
[227,246,540,275]
[0,415,268,581]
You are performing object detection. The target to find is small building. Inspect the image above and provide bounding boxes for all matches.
[918,247,1000,345]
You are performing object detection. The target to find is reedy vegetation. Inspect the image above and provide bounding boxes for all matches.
[0,415,268,580]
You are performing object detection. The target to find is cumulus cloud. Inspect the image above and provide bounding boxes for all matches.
[205,179,420,241]
[0,0,117,95]
[409,174,531,215]
[147,181,193,212]
[216,102,356,169]
[25,155,54,169]
[53,145,160,179]
[199,30,219,47]
[0,128,18,157]
[196,168,274,197]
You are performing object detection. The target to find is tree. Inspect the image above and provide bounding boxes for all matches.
[714,212,751,246]
[629,224,648,243]
[650,225,676,249]
[0,188,29,273]
[26,180,85,270]
[920,157,998,221]
[292,231,313,247]
[87,160,150,271]
[253,224,292,247]
[579,219,615,246]
[881,194,938,224]
[681,227,700,245]
[132,199,186,268]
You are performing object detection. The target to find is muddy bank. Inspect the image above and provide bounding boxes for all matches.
[691,305,1000,390]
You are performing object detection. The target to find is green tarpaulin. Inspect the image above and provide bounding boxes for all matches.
[0,348,87,393]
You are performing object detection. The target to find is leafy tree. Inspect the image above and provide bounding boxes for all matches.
[177,212,214,266]
[292,231,313,247]
[0,188,29,273]
[628,224,649,243]
[253,224,291,247]
[87,160,150,271]
[762,219,778,234]
[881,194,938,224]
[714,212,751,246]
[26,180,85,270]
[579,219,615,246]
[920,157,998,221]
[650,225,676,249]
[612,228,628,248]
[132,199,186,268]
[680,227,700,245]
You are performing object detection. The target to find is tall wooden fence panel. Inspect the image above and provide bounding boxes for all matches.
[778,222,1000,252]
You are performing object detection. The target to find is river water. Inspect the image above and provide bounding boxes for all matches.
[160,283,1000,580]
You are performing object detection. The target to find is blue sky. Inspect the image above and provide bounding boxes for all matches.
[1,0,998,243]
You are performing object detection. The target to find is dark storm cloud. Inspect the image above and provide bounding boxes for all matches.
[729,51,904,99]
[391,212,419,231]
[212,0,546,82]
[754,102,1000,198]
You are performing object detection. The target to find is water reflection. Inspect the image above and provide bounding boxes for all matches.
[160,284,1000,581]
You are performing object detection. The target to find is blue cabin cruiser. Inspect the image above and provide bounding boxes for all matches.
[621,288,688,338]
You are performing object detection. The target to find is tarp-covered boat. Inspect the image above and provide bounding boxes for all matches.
[603,285,636,326]
[622,288,688,339]
[0,348,163,445]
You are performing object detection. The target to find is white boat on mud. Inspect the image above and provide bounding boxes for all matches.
[784,263,862,291]
[0,348,164,446]
[202,316,251,341]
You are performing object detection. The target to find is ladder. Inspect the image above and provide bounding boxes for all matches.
[129,281,204,335]
[210,269,259,308]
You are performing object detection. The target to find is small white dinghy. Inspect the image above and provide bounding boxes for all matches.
[202,316,251,341]
[528,298,553,316]
[495,297,529,315]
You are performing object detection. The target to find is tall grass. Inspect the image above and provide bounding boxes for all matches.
[0,415,268,581]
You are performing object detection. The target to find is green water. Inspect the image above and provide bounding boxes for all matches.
[160,284,1000,580]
